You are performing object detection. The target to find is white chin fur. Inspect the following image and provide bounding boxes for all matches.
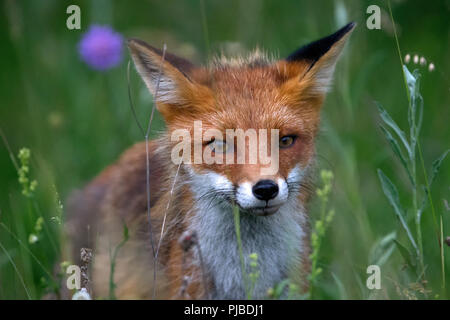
[185,164,306,299]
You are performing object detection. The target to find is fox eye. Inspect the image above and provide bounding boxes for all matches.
[207,139,229,154]
[279,135,297,149]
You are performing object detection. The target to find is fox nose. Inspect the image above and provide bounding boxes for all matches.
[252,180,279,201]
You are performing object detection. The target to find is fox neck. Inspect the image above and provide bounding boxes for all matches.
[185,166,308,299]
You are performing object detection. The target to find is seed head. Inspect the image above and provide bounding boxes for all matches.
[404,54,411,63]
[420,57,426,66]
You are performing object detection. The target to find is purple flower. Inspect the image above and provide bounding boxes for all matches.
[78,25,123,71]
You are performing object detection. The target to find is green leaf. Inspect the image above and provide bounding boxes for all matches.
[369,231,396,267]
[403,65,416,98]
[404,66,417,147]
[331,273,348,300]
[417,185,428,221]
[403,66,423,148]
[440,216,445,289]
[430,149,450,186]
[394,240,415,269]
[379,125,414,186]
[415,93,423,140]
[273,279,291,299]
[109,222,130,300]
[122,224,129,241]
[377,169,418,253]
[376,102,412,157]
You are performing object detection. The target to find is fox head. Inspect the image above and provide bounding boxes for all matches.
[129,22,355,216]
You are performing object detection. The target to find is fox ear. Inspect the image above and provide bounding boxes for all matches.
[284,22,356,95]
[128,39,196,105]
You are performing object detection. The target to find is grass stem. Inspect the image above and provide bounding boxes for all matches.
[0,240,32,299]
[233,205,249,299]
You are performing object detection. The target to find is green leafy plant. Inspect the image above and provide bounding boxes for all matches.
[375,3,449,295]
[248,252,260,299]
[17,148,38,198]
[28,217,43,244]
[308,169,335,298]
[233,205,251,299]
[109,223,129,300]
[267,278,303,300]
[376,65,448,293]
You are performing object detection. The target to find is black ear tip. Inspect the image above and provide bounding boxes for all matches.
[334,21,357,39]
[286,22,356,63]
[343,21,357,32]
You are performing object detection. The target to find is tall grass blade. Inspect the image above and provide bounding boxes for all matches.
[440,216,445,289]
[126,60,145,136]
[0,126,19,171]
[394,239,415,270]
[430,149,449,185]
[109,223,129,300]
[0,223,52,279]
[199,0,210,58]
[377,169,418,253]
[376,102,412,157]
[0,241,32,299]
[379,125,414,186]
[331,273,348,300]
[369,231,396,267]
[418,185,429,221]
[233,205,249,298]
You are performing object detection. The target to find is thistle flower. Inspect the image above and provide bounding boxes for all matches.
[78,25,123,71]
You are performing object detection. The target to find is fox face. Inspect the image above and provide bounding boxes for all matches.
[129,23,355,218]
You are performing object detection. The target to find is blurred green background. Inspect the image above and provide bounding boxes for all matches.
[0,0,449,299]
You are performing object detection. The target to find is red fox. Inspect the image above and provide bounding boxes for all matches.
[66,22,355,299]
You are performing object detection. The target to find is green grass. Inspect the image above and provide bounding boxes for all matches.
[0,0,449,299]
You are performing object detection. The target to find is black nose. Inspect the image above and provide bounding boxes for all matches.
[252,180,279,201]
